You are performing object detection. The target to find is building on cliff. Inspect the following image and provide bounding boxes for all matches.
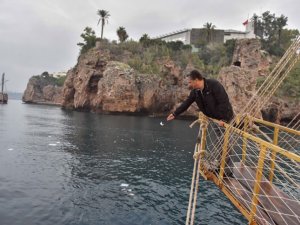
[155,20,256,51]
[51,71,67,78]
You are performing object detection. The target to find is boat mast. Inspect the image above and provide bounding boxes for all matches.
[1,73,4,93]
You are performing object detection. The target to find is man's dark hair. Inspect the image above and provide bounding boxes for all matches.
[188,70,204,80]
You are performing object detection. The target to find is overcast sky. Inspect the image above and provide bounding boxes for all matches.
[1,0,299,92]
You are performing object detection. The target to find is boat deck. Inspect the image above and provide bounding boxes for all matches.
[206,162,300,225]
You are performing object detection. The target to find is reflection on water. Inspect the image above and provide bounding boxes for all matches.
[0,100,247,225]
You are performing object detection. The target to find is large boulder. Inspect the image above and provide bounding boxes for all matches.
[22,73,62,105]
[218,39,270,117]
[222,39,299,124]
[232,38,271,76]
[261,98,300,125]
[25,39,299,124]
[61,48,184,115]
[218,66,257,115]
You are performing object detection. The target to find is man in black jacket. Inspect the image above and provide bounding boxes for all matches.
[167,70,235,176]
[167,70,234,123]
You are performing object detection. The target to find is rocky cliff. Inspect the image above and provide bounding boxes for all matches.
[62,39,270,119]
[222,39,300,124]
[219,39,271,117]
[219,39,299,123]
[61,48,196,116]
[23,73,63,105]
[24,39,299,124]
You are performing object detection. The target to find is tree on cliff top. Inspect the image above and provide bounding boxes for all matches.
[139,34,151,47]
[117,26,129,43]
[203,22,216,43]
[253,11,298,56]
[97,9,110,39]
[77,27,96,54]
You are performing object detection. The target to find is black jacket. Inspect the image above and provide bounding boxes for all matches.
[173,78,234,122]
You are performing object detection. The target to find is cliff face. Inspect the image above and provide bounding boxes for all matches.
[22,74,63,105]
[25,39,298,124]
[219,66,257,115]
[262,97,300,124]
[62,39,300,123]
[63,49,141,112]
[61,47,198,116]
[231,39,271,76]
[219,39,299,124]
[219,39,270,117]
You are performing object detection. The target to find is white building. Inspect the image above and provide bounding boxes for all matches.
[156,20,256,45]
[158,28,192,44]
[224,21,256,42]
[52,71,67,78]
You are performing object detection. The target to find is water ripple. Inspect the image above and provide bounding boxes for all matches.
[0,101,247,225]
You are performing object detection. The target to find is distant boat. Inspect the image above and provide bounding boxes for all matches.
[0,73,8,104]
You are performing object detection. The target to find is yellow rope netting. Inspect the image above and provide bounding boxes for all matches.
[186,36,300,225]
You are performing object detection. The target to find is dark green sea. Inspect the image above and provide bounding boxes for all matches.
[0,100,246,225]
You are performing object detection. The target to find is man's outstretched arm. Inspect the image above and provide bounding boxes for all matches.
[167,90,195,121]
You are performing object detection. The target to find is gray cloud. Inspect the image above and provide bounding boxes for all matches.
[0,0,299,92]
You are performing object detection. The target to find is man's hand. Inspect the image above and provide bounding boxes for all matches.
[218,120,225,127]
[167,113,175,121]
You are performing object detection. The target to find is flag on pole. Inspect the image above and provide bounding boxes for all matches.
[242,19,249,26]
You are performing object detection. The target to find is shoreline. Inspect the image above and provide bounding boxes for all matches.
[22,101,61,107]
[21,101,299,126]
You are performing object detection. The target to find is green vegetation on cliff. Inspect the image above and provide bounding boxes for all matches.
[78,31,235,77]
[77,27,97,55]
[257,60,300,99]
[276,61,300,99]
[32,72,66,87]
[76,10,299,98]
[253,11,299,56]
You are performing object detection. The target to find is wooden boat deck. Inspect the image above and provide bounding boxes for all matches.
[206,162,300,225]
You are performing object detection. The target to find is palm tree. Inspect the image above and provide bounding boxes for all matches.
[97,9,110,39]
[203,22,216,43]
[116,26,129,43]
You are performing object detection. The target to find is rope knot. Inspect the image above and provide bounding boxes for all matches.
[193,150,205,160]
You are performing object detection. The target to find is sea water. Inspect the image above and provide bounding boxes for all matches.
[0,100,246,225]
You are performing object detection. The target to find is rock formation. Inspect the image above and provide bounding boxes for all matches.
[23,38,299,124]
[61,39,299,123]
[219,66,257,115]
[219,39,270,117]
[219,39,299,124]
[62,48,185,116]
[231,39,271,77]
[22,73,63,105]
